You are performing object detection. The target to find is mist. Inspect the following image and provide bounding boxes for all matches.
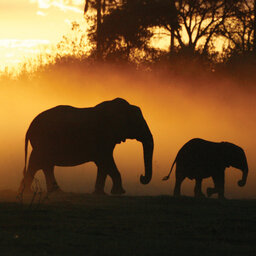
[1,64,255,198]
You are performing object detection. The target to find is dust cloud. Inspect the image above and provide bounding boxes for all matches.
[0,65,255,198]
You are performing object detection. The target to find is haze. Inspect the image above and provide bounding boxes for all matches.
[0,66,255,199]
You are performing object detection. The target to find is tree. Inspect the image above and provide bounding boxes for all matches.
[170,0,237,55]
[90,0,235,60]
[93,0,179,61]
[84,0,120,59]
[218,0,254,55]
[83,0,256,64]
[253,0,256,52]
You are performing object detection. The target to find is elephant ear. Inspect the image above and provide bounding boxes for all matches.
[96,98,131,143]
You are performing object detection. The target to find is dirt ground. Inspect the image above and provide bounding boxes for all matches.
[0,190,255,256]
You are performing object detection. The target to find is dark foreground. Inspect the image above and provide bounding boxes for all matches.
[0,191,255,256]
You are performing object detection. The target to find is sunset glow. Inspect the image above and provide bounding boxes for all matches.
[0,65,255,198]
[0,0,255,198]
[0,0,85,70]
[1,2,256,254]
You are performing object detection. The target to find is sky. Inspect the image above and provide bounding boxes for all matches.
[0,0,85,69]
[0,0,171,71]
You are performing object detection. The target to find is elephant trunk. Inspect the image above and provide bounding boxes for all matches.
[139,132,154,185]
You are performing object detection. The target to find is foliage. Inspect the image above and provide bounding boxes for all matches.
[2,1,256,78]
[87,0,179,61]
[56,21,90,58]
[83,0,256,65]
[170,0,239,55]
[218,0,255,54]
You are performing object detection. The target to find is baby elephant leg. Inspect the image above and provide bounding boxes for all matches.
[194,178,205,198]
[207,187,218,197]
[207,171,225,199]
[174,171,185,197]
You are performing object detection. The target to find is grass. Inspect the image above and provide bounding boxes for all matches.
[0,192,255,255]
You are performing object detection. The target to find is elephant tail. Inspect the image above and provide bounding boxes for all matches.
[23,132,29,176]
[162,156,177,181]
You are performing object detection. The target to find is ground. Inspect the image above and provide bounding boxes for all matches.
[0,191,255,256]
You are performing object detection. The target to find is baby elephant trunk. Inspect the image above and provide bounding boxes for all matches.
[238,165,248,187]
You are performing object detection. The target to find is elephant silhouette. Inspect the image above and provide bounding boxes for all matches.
[19,98,154,195]
[163,138,248,199]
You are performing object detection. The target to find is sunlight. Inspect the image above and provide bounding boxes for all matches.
[36,11,47,16]
[0,65,255,198]
[0,0,89,72]
[32,0,84,13]
[0,1,255,253]
[0,39,51,71]
[0,0,255,199]
[0,39,50,48]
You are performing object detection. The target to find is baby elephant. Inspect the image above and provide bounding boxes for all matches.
[163,138,248,199]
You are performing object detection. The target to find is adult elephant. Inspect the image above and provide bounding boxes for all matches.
[163,138,248,199]
[19,98,154,195]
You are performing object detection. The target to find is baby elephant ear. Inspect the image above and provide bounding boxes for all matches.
[220,142,231,167]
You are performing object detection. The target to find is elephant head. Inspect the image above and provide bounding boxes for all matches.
[222,142,248,187]
[95,98,154,184]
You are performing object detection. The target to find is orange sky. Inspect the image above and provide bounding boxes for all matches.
[0,0,86,69]
[0,0,225,71]
[0,0,172,71]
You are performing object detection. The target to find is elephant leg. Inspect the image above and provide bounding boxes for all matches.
[107,158,125,195]
[20,150,41,193]
[194,178,205,198]
[206,186,217,197]
[97,156,125,195]
[93,164,108,195]
[42,166,61,193]
[216,171,225,199]
[174,171,185,197]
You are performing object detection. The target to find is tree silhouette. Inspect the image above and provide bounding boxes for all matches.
[171,0,237,55]
[218,0,254,55]
[254,0,256,52]
[82,0,256,64]
[84,0,120,59]
[92,0,178,60]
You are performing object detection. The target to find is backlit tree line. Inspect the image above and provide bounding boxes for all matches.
[83,0,256,63]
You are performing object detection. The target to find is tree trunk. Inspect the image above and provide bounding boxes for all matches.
[170,28,174,54]
[96,0,102,60]
[254,0,256,53]
[170,0,176,54]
